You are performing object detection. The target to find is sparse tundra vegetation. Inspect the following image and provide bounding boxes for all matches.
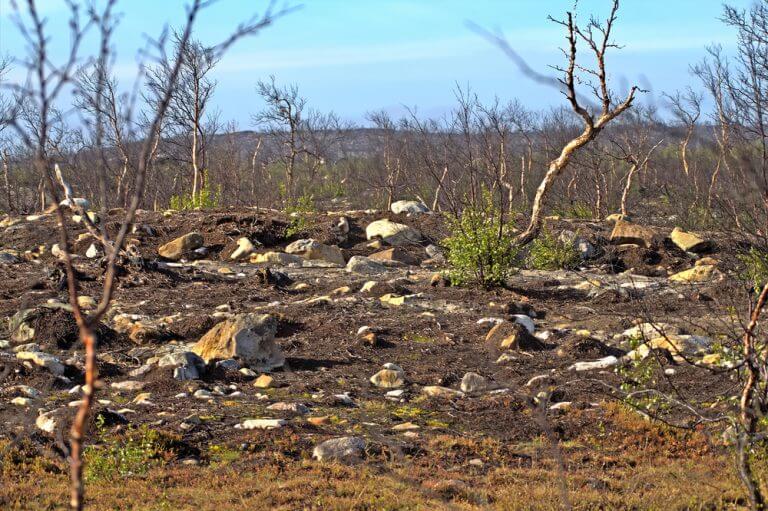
[4,0,768,510]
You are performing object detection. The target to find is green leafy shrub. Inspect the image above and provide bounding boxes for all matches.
[85,425,183,482]
[443,193,519,287]
[285,193,316,237]
[526,229,581,270]
[553,202,593,219]
[169,173,221,210]
[740,246,768,291]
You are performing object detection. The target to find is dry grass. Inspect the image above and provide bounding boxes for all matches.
[1,405,752,511]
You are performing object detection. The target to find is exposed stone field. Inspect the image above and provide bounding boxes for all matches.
[0,206,751,509]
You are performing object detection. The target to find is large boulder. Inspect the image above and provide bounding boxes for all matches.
[610,219,656,248]
[285,239,345,266]
[158,232,204,260]
[192,314,284,371]
[365,219,422,246]
[391,200,429,215]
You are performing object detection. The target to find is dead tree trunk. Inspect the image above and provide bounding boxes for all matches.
[515,1,637,245]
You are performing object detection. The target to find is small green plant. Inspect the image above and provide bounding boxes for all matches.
[526,229,581,270]
[443,192,519,287]
[740,246,768,291]
[285,193,316,237]
[553,201,593,219]
[169,172,221,210]
[84,425,182,482]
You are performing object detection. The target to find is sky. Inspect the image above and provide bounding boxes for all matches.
[0,0,755,126]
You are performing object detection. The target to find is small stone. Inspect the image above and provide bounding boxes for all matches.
[568,356,619,371]
[669,227,711,253]
[370,368,405,388]
[422,386,464,399]
[266,402,310,415]
[253,374,275,389]
[240,418,286,430]
[330,286,352,297]
[307,416,330,426]
[77,296,97,310]
[365,219,422,245]
[460,372,490,394]
[231,237,255,260]
[360,332,379,347]
[669,265,721,283]
[312,436,366,463]
[392,422,420,431]
[346,256,387,275]
[85,243,101,258]
[485,322,543,351]
[250,251,302,266]
[110,381,146,391]
[158,232,204,261]
[391,200,429,215]
[16,351,65,375]
[36,412,57,434]
[11,397,33,406]
[369,247,419,266]
[285,239,345,266]
[0,250,21,265]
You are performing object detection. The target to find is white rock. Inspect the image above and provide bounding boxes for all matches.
[312,436,366,462]
[568,356,619,372]
[512,314,535,334]
[266,402,310,415]
[365,219,422,245]
[460,372,490,393]
[391,200,429,215]
[231,237,255,260]
[16,351,65,375]
[36,412,57,433]
[110,380,146,391]
[346,256,387,275]
[86,243,101,258]
[239,418,287,430]
[477,317,505,326]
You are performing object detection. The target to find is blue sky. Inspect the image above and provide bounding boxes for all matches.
[0,0,754,125]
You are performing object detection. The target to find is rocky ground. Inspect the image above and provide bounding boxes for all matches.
[0,203,755,510]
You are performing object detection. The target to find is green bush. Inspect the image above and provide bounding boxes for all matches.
[85,425,182,482]
[740,246,768,291]
[553,202,593,220]
[526,229,581,270]
[285,193,316,237]
[169,172,221,210]
[443,193,519,287]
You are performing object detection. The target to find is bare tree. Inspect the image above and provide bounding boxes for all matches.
[475,1,637,244]
[253,76,306,200]
[145,32,219,203]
